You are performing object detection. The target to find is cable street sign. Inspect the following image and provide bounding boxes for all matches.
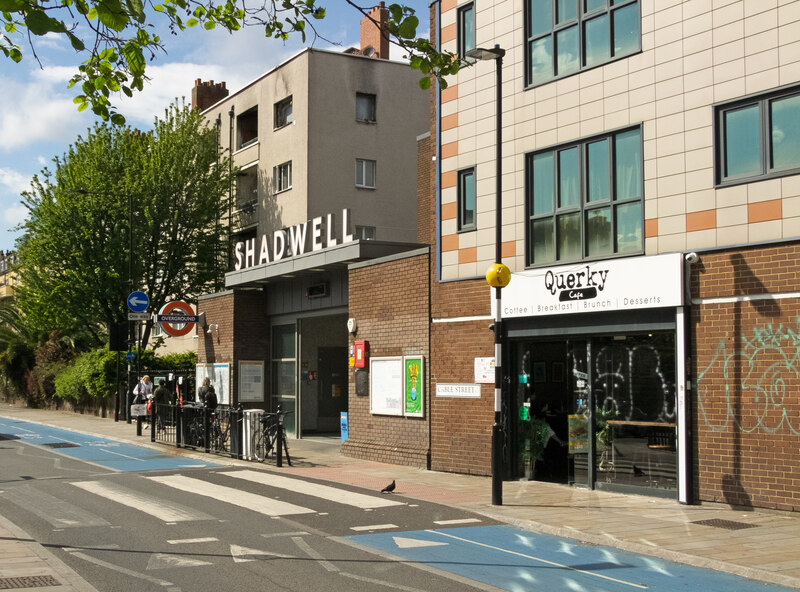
[157,301,198,337]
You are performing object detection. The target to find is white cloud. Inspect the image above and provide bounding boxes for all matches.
[3,204,27,226]
[0,168,32,194]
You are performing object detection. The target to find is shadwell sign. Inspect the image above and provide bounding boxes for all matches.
[234,208,354,271]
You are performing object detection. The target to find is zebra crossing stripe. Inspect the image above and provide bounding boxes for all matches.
[3,485,111,528]
[72,481,214,522]
[219,470,405,509]
[148,475,316,517]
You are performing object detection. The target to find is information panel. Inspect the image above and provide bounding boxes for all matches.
[195,363,230,405]
[238,361,265,402]
[369,357,403,416]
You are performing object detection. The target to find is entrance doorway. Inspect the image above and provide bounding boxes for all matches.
[511,332,677,495]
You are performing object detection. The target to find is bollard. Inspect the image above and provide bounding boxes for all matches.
[136,416,142,436]
[151,404,156,443]
[276,417,283,468]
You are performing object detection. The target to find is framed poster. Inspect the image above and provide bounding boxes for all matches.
[195,363,231,405]
[238,361,265,402]
[404,356,424,417]
[369,357,403,416]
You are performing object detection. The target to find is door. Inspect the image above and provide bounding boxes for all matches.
[316,347,348,434]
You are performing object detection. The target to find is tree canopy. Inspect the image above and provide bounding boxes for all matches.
[15,101,231,347]
[1,0,459,123]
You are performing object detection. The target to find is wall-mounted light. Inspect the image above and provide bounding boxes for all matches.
[206,324,219,335]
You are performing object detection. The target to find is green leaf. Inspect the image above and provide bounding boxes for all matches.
[110,113,126,125]
[0,0,25,11]
[25,10,66,35]
[66,32,85,51]
[186,17,198,26]
[95,0,128,32]
[418,77,431,90]
[397,15,418,39]
[77,102,89,112]
[203,20,215,30]
[125,0,145,23]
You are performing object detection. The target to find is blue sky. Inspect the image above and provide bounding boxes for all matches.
[0,1,430,253]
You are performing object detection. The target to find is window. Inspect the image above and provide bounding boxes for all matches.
[458,3,475,59]
[356,93,376,122]
[274,97,293,129]
[526,0,640,87]
[355,225,376,240]
[273,161,292,193]
[356,159,376,188]
[458,167,476,231]
[236,107,258,149]
[716,86,800,185]
[526,126,642,266]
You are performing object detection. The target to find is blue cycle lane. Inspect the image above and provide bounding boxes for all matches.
[350,524,794,592]
[0,415,218,472]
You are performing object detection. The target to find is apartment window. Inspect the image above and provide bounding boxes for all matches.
[355,225,376,240]
[458,167,476,231]
[356,93,376,122]
[526,126,642,266]
[273,161,292,193]
[356,159,376,188]
[275,96,293,129]
[458,3,475,59]
[716,86,800,186]
[526,0,640,87]
[237,107,258,149]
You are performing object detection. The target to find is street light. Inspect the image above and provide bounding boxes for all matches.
[467,44,508,506]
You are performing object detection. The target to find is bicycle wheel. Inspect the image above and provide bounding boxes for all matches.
[252,426,267,462]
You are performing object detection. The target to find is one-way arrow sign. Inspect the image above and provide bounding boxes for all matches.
[127,291,150,312]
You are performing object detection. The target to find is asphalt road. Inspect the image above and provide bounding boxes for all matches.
[0,418,795,592]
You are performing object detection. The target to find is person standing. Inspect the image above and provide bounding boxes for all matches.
[198,377,218,410]
[153,379,170,431]
[133,375,152,403]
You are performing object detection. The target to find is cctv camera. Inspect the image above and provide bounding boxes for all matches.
[684,252,699,264]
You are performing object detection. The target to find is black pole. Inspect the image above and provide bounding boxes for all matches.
[491,48,504,506]
[114,351,120,422]
[127,191,134,424]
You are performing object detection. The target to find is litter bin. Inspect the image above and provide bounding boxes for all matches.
[243,409,264,460]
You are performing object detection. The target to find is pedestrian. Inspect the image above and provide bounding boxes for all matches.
[153,379,170,431]
[133,375,152,404]
[198,377,218,410]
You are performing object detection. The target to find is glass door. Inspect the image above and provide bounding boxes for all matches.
[271,323,297,436]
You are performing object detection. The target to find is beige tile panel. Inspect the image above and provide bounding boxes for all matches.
[683,0,711,20]
[778,18,800,48]
[558,106,580,128]
[745,7,778,36]
[655,22,683,49]
[655,58,683,83]
[684,48,713,75]
[605,109,631,131]
[657,173,687,198]
[655,77,684,100]
[657,231,687,252]
[603,58,629,82]
[716,204,748,227]
[713,77,747,102]
[683,68,713,94]
[684,14,713,40]
[628,49,656,74]
[644,181,658,209]
[714,58,746,84]
[749,219,783,242]
[780,39,800,66]
[580,116,606,137]
[441,218,458,237]
[687,228,718,249]
[744,1,776,18]
[643,138,656,162]
[716,223,748,246]
[783,216,800,237]
[644,159,658,183]
[655,39,683,64]
[579,66,604,88]
[641,12,655,36]
[658,153,686,177]
[746,48,780,75]
[748,178,782,203]
[630,101,656,124]
[746,68,781,95]
[779,60,800,85]
[716,184,748,208]
[777,2,800,25]
[441,249,458,268]
[535,114,558,134]
[580,99,605,122]
[685,169,712,193]
[713,2,744,28]
[745,29,779,55]
[686,188,716,212]
[783,175,800,198]
[683,88,714,111]
[713,39,745,65]
[684,127,712,151]
[658,194,686,217]
[656,94,684,118]
[713,20,744,48]
[642,30,655,52]
[629,67,656,91]
[558,123,581,143]
[684,105,712,131]
[629,85,656,107]
[684,147,713,172]
[656,112,685,137]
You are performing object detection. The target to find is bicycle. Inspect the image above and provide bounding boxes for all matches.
[209,410,229,453]
[252,407,292,465]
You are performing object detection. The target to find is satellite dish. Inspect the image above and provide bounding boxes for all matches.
[363,46,376,57]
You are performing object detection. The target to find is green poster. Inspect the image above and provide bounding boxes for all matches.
[404,357,423,416]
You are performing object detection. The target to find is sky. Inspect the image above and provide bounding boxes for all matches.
[0,0,430,253]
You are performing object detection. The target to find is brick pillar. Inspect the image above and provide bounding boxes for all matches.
[360,2,390,59]
[191,79,229,111]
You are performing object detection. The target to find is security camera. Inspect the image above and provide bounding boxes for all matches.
[684,252,699,264]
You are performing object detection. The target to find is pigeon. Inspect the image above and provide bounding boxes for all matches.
[380,480,396,494]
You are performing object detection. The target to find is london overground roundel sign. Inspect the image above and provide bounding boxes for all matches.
[157,301,198,337]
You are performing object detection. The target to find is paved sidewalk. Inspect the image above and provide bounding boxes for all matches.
[2,405,800,590]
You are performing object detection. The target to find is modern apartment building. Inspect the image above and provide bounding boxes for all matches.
[344,0,800,511]
[193,4,429,436]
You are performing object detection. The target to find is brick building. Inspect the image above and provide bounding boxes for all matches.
[193,4,428,436]
[344,0,800,512]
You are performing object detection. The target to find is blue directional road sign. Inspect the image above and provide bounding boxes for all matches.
[126,351,136,362]
[127,291,149,312]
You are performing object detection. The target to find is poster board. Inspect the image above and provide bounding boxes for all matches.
[369,357,403,416]
[404,356,424,417]
[238,361,265,402]
[195,363,231,405]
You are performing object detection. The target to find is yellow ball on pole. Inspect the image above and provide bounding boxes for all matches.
[486,263,511,288]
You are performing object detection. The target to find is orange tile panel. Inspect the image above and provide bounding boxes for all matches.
[459,247,477,263]
[441,170,457,189]
[645,218,658,238]
[441,234,459,252]
[441,202,457,220]
[441,23,456,44]
[686,209,717,232]
[441,85,458,104]
[442,141,459,159]
[748,199,782,223]
[501,241,516,258]
[441,0,457,12]
[442,113,459,131]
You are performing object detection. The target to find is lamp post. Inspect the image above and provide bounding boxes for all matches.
[467,44,508,506]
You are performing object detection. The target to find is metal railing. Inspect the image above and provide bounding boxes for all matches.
[149,402,244,459]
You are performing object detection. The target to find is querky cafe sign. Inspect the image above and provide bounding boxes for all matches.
[234,208,354,270]
[498,253,684,318]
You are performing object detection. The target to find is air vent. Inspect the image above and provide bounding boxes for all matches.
[306,283,329,299]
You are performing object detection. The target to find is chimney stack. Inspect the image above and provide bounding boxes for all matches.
[360,2,390,59]
[191,79,229,111]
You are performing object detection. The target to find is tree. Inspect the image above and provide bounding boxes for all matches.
[0,0,459,123]
[15,100,231,348]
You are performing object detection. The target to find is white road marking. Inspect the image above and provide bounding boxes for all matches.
[67,550,176,587]
[350,524,398,532]
[427,530,648,590]
[339,571,430,592]
[433,518,481,525]
[148,474,315,517]
[2,486,111,528]
[230,544,297,563]
[219,470,405,509]
[292,536,338,572]
[73,481,213,522]
[146,553,212,570]
[393,536,449,549]
[167,537,219,545]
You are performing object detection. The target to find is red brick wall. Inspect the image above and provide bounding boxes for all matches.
[198,290,269,409]
[692,242,800,511]
[343,253,431,467]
